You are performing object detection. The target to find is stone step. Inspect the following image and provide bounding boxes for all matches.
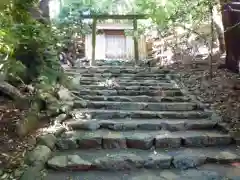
[77,85,178,91]
[79,95,192,102]
[68,72,170,79]
[77,73,170,79]
[73,101,201,111]
[47,146,240,171]
[66,119,217,131]
[79,80,172,86]
[65,67,171,74]
[44,166,240,180]
[56,130,233,150]
[72,89,183,96]
[70,109,212,119]
[78,76,170,81]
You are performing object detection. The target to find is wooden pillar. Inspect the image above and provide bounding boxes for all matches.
[133,18,139,64]
[91,18,97,66]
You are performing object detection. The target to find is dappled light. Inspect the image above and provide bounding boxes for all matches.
[72,111,92,120]
[97,79,120,87]
[36,124,65,135]
[0,0,240,179]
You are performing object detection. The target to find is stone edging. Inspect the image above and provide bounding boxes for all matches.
[19,113,70,180]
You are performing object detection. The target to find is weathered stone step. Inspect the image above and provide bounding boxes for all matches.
[81,77,171,82]
[70,109,212,119]
[65,67,171,74]
[79,80,172,86]
[79,72,169,78]
[78,73,169,78]
[68,72,170,79]
[77,85,178,91]
[72,89,183,96]
[44,166,240,180]
[79,95,192,102]
[56,130,233,150]
[66,119,217,131]
[73,101,201,111]
[76,74,169,83]
[47,146,240,171]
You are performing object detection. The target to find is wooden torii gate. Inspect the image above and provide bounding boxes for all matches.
[81,14,148,66]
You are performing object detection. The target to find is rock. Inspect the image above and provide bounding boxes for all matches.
[205,132,232,146]
[56,138,78,150]
[177,170,225,180]
[182,132,208,147]
[119,102,146,110]
[16,111,39,137]
[37,134,57,149]
[155,134,182,148]
[126,133,154,149]
[99,120,115,129]
[0,169,4,176]
[13,169,24,178]
[46,103,62,117]
[71,76,81,88]
[94,153,144,170]
[57,87,74,101]
[67,155,92,170]
[102,121,138,130]
[137,122,161,130]
[73,100,89,108]
[161,121,186,131]
[47,155,92,171]
[48,155,67,169]
[102,133,127,149]
[130,173,160,180]
[0,169,3,176]
[77,132,102,149]
[68,121,100,130]
[123,122,139,130]
[185,120,216,130]
[25,145,51,166]
[0,173,9,179]
[54,126,66,137]
[20,164,43,180]
[144,153,172,168]
[60,102,74,113]
[54,113,69,124]
[212,151,239,163]
[173,153,206,170]
[159,170,179,180]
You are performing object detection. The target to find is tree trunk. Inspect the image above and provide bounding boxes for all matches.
[29,0,50,24]
[220,0,240,73]
[0,81,25,100]
[212,2,225,53]
[39,0,50,19]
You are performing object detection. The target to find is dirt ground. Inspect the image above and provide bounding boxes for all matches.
[0,96,51,178]
[0,98,35,171]
[168,56,240,133]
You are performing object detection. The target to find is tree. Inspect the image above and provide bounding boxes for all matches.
[0,0,64,100]
[212,0,225,53]
[219,1,240,73]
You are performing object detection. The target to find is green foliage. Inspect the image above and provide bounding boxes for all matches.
[136,0,214,35]
[54,0,215,42]
[0,0,63,86]
[53,0,141,49]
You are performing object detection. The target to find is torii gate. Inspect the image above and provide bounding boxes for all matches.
[80,14,148,66]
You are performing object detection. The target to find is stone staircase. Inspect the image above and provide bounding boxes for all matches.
[45,65,240,180]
